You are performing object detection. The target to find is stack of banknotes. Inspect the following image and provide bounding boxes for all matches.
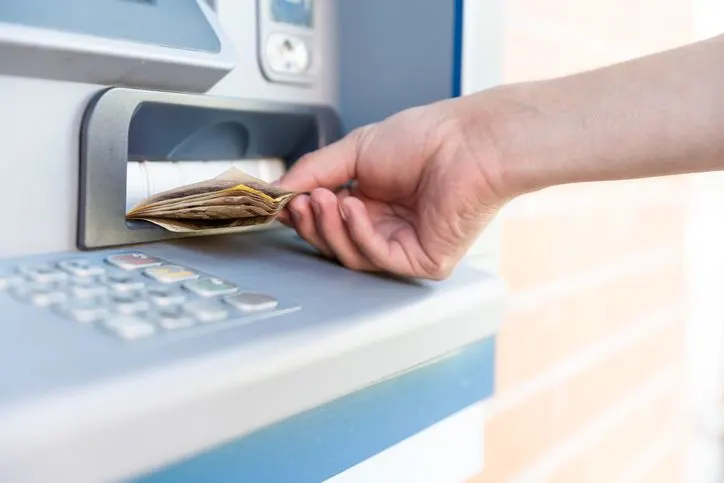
[126,167,297,232]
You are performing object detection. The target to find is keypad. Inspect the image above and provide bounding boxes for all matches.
[0,251,288,342]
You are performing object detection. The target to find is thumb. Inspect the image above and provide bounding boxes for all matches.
[278,125,371,193]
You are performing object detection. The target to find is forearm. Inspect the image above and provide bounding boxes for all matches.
[472,33,724,196]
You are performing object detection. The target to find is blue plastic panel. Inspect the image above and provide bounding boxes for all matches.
[337,0,459,132]
[0,0,221,52]
[132,336,495,483]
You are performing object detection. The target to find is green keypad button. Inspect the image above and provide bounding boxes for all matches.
[183,277,238,297]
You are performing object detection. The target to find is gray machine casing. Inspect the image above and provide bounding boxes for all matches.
[0,0,338,257]
[0,1,505,482]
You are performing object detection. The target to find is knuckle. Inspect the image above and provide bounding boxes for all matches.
[427,258,455,281]
[344,258,366,272]
[350,124,377,153]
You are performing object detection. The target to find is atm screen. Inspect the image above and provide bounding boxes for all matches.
[0,0,221,53]
[271,0,313,28]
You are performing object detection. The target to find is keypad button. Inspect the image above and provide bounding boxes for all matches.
[57,259,105,277]
[152,306,196,330]
[56,299,111,323]
[71,285,109,300]
[18,265,68,284]
[33,290,68,307]
[185,300,229,323]
[104,315,156,340]
[106,253,162,271]
[0,274,23,291]
[224,291,279,313]
[10,281,47,294]
[14,286,69,307]
[71,276,96,286]
[109,292,150,315]
[183,277,238,297]
[147,285,186,306]
[104,273,145,293]
[69,277,109,299]
[144,265,199,284]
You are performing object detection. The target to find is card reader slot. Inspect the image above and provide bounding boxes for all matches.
[78,87,341,249]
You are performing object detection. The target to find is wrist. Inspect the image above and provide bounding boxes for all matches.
[453,82,555,201]
[478,83,557,198]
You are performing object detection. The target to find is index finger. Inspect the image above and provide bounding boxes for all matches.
[278,125,372,193]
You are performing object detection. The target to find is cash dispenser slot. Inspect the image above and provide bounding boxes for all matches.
[78,87,342,250]
[124,159,288,213]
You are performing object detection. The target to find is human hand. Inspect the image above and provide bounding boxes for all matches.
[279,33,724,279]
[277,98,509,280]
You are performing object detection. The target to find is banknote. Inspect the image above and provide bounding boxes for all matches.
[126,167,297,233]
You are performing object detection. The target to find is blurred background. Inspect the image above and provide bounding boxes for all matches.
[461,0,724,482]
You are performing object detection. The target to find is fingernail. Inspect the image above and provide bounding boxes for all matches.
[339,203,348,221]
[270,179,281,186]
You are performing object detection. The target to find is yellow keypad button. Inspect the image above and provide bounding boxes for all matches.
[143,265,199,284]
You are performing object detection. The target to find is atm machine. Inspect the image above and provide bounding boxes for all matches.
[0,1,505,482]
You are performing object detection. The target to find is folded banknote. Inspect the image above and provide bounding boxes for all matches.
[126,167,297,232]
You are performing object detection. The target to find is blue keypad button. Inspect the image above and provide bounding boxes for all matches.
[104,273,145,293]
[22,288,68,307]
[69,277,109,299]
[18,265,68,284]
[11,283,68,307]
[104,315,156,340]
[147,285,187,306]
[0,274,23,291]
[109,292,150,315]
[56,299,111,324]
[152,306,196,330]
[185,299,229,323]
[57,259,105,277]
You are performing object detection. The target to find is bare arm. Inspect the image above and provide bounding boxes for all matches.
[467,33,724,198]
[278,34,724,279]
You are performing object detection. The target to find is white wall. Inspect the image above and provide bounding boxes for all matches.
[684,3,724,482]
[460,0,505,275]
